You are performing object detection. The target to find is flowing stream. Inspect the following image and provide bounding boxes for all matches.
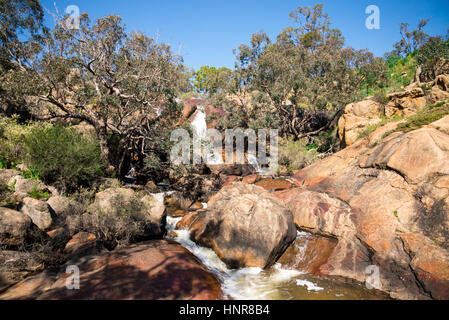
[164,215,388,300]
[167,104,388,299]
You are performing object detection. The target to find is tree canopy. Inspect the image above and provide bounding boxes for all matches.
[212,4,388,141]
[2,11,191,175]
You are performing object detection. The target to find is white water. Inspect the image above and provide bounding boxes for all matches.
[191,106,208,139]
[190,105,268,173]
[191,107,224,166]
[165,215,325,300]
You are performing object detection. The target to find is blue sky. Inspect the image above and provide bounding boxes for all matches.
[40,0,449,70]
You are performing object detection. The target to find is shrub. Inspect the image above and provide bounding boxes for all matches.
[358,115,404,139]
[0,115,43,169]
[80,194,153,250]
[22,167,40,180]
[23,125,104,193]
[416,37,449,80]
[395,101,449,133]
[27,184,50,200]
[278,137,319,173]
[382,101,449,138]
[0,183,17,208]
[386,53,417,90]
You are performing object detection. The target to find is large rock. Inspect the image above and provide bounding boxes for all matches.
[63,232,98,258]
[284,116,449,300]
[189,182,297,269]
[0,250,44,292]
[385,86,427,118]
[360,128,449,184]
[181,99,198,122]
[140,194,166,235]
[19,197,53,231]
[0,207,32,246]
[400,233,449,300]
[7,176,50,202]
[430,115,449,135]
[278,232,338,275]
[428,74,449,105]
[8,176,47,194]
[338,99,384,146]
[207,162,256,177]
[0,240,222,300]
[0,169,20,185]
[46,196,82,217]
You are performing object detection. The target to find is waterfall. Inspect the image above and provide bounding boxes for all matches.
[158,190,387,300]
[247,153,266,175]
[190,106,223,165]
[190,105,266,172]
[191,106,207,139]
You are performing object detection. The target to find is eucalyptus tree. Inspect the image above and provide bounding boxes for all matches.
[3,13,190,175]
[216,4,388,140]
[0,0,46,115]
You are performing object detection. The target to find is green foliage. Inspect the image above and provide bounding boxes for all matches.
[395,101,449,133]
[387,53,417,89]
[81,194,152,249]
[3,13,189,177]
[358,115,404,139]
[0,0,46,71]
[305,143,319,151]
[393,19,429,57]
[194,65,232,95]
[381,101,449,139]
[22,167,40,180]
[23,125,104,193]
[278,137,320,173]
[417,37,449,65]
[27,184,50,200]
[416,36,449,81]
[0,115,43,168]
[0,183,16,208]
[215,4,388,141]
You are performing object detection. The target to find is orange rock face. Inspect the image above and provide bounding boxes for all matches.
[242,174,259,184]
[255,179,293,191]
[278,234,338,275]
[1,240,222,300]
[276,115,449,300]
[63,232,97,256]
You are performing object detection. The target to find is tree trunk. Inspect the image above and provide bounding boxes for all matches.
[97,128,110,166]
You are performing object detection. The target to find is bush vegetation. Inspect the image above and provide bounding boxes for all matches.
[358,115,404,139]
[278,137,320,173]
[381,101,449,139]
[27,184,50,200]
[395,101,449,133]
[0,116,104,193]
[0,183,16,208]
[23,125,104,193]
[80,194,154,250]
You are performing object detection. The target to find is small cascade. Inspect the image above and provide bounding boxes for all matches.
[190,106,224,165]
[191,106,207,139]
[189,104,269,173]
[164,215,331,300]
[124,165,136,184]
[247,153,261,173]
